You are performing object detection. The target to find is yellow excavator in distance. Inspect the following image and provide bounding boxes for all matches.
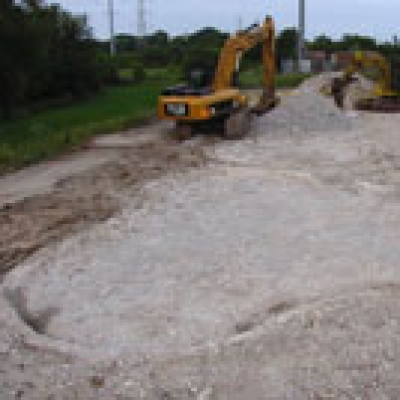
[158,16,279,139]
[331,50,400,111]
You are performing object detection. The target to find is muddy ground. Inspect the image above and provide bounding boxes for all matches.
[2,76,400,399]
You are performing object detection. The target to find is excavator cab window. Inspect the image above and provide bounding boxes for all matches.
[390,58,400,93]
[161,67,214,97]
[188,68,213,90]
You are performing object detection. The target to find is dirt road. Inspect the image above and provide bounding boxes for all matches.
[2,76,400,399]
[0,122,208,279]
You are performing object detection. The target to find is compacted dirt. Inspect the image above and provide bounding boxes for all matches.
[0,138,208,280]
[3,76,400,399]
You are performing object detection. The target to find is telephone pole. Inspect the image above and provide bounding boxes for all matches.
[108,0,116,56]
[238,16,243,32]
[298,0,305,71]
[137,0,147,37]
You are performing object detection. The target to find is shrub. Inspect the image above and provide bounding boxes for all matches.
[132,63,146,84]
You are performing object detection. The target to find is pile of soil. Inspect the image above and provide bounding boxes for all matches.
[255,75,355,135]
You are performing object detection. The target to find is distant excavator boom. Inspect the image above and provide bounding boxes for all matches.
[331,51,400,111]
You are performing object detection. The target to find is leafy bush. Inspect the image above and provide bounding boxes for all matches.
[132,64,146,84]
[115,54,145,84]
[141,46,172,68]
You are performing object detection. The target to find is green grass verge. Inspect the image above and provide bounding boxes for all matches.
[0,70,180,174]
[0,65,310,174]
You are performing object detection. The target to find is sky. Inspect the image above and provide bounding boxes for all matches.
[51,0,400,41]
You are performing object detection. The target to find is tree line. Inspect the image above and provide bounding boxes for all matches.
[1,0,399,120]
[0,0,116,119]
[118,28,400,71]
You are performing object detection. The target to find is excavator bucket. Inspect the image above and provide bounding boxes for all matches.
[252,90,280,115]
[331,77,346,108]
[224,108,251,139]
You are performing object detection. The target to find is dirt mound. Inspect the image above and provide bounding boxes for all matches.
[256,81,355,135]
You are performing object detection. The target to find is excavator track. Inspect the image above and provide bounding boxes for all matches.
[355,97,400,113]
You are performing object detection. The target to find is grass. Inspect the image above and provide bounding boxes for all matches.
[0,68,180,173]
[0,65,308,174]
[239,66,311,89]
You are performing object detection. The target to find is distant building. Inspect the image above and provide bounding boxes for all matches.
[280,59,296,74]
[280,59,311,74]
[280,51,331,74]
[306,50,331,73]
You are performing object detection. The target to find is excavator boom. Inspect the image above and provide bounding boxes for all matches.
[213,16,277,113]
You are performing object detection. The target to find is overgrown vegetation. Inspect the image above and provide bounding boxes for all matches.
[0,70,179,173]
[113,28,400,74]
[0,0,116,119]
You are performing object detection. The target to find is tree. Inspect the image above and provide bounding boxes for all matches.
[115,34,137,52]
[0,0,116,118]
[0,0,34,116]
[188,27,228,50]
[309,35,335,52]
[147,30,169,47]
[338,34,377,52]
[276,28,298,62]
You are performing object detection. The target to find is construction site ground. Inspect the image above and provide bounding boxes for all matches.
[2,75,400,399]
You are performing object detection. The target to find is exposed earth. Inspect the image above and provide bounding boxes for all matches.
[2,75,400,399]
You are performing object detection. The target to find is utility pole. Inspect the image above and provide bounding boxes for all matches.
[137,0,147,37]
[108,0,116,56]
[238,16,243,32]
[298,0,305,71]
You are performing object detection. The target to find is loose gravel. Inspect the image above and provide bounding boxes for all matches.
[2,75,400,399]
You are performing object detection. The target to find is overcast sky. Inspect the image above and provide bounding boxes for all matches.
[51,0,400,41]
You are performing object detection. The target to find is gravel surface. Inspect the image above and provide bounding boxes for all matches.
[253,92,354,135]
[2,75,400,399]
[0,140,208,279]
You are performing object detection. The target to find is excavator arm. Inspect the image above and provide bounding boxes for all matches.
[213,16,277,114]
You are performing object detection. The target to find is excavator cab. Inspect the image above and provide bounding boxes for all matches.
[188,68,214,90]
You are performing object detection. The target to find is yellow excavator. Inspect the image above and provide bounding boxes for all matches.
[331,50,400,111]
[158,16,279,139]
